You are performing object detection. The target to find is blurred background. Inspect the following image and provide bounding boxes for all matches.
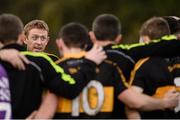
[1,0,180,54]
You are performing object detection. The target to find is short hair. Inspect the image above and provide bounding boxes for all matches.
[140,17,170,40]
[163,16,180,34]
[24,20,49,36]
[58,22,89,48]
[92,14,121,41]
[0,13,23,43]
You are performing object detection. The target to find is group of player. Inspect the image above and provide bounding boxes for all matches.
[0,13,180,119]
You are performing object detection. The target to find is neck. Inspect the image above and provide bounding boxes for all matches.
[3,40,17,46]
[95,40,116,47]
[62,47,83,55]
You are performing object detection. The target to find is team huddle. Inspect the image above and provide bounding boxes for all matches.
[0,13,180,119]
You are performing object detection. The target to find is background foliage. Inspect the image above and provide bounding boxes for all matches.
[1,0,180,54]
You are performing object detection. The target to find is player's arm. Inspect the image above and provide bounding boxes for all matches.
[112,35,180,62]
[127,39,180,61]
[0,49,29,70]
[121,58,179,111]
[34,92,58,119]
[119,85,179,111]
[38,45,106,99]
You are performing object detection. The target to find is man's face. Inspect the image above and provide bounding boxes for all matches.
[24,28,49,52]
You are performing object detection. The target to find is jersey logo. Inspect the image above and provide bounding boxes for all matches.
[68,67,80,74]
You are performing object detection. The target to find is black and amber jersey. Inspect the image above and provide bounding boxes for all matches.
[130,57,174,118]
[0,44,96,119]
[54,45,133,118]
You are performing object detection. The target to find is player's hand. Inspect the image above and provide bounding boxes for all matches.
[85,44,107,65]
[0,49,29,70]
[163,88,179,109]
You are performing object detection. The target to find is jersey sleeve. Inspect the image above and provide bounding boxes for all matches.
[107,50,134,81]
[130,60,147,90]
[112,35,180,62]
[113,68,129,95]
[127,40,180,62]
[106,51,133,95]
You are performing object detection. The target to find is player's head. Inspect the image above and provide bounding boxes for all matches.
[57,22,89,49]
[91,14,121,41]
[139,17,170,43]
[24,19,49,37]
[23,20,49,52]
[0,13,24,44]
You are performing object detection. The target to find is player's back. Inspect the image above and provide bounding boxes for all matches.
[54,45,134,118]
